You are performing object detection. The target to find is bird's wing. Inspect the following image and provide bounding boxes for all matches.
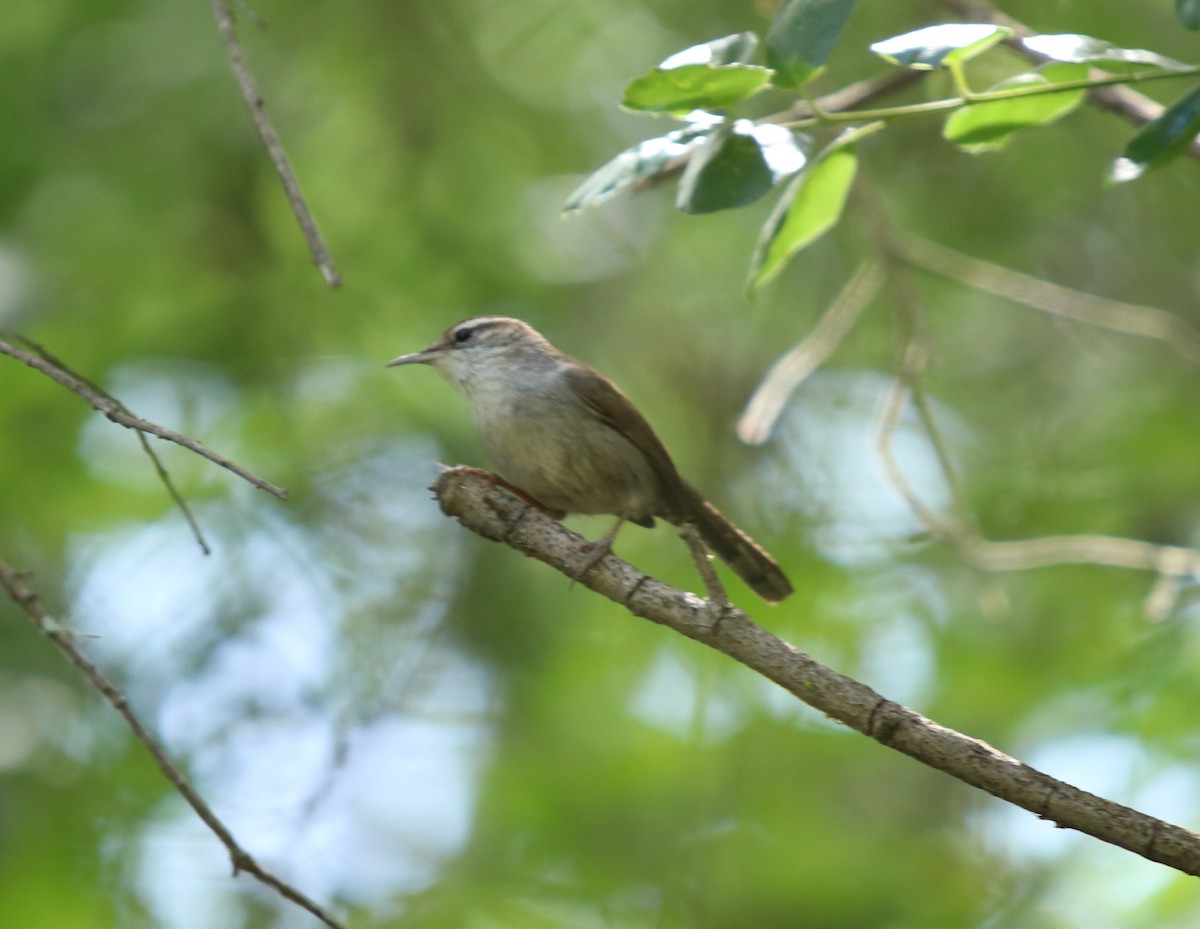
[561,361,689,518]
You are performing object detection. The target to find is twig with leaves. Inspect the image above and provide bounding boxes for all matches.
[567,0,1200,286]
[937,0,1200,159]
[429,466,1200,876]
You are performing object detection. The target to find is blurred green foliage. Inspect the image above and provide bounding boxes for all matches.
[2,1,1200,927]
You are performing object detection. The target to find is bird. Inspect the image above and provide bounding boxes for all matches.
[388,316,792,602]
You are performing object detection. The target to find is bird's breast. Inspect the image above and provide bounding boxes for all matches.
[468,377,662,519]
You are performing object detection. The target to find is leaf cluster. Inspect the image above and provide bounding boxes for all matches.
[566,0,1200,289]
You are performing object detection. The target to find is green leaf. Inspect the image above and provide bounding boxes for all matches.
[766,0,857,89]
[1023,33,1190,73]
[676,124,775,215]
[943,62,1088,152]
[743,122,807,182]
[623,63,772,114]
[1110,83,1200,182]
[660,33,760,68]
[749,133,862,287]
[1177,0,1200,30]
[563,126,711,213]
[870,23,1012,70]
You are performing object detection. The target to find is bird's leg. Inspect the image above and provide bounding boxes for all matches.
[450,466,567,518]
[678,522,730,611]
[574,514,628,581]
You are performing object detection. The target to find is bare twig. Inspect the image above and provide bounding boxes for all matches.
[0,337,288,500]
[210,0,342,288]
[738,260,884,445]
[0,557,345,929]
[961,534,1200,577]
[136,430,212,555]
[875,356,957,537]
[897,235,1200,364]
[864,199,1200,618]
[10,335,213,554]
[874,363,1200,618]
[431,466,1200,876]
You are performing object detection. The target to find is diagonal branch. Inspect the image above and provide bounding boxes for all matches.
[0,556,345,929]
[431,466,1200,877]
[0,336,288,500]
[10,334,213,554]
[896,235,1200,365]
[210,0,342,287]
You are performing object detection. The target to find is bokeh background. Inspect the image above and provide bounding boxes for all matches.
[2,1,1200,927]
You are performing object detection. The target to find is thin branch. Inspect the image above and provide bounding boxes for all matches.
[875,360,960,538]
[784,65,1200,130]
[899,349,1022,618]
[738,260,884,445]
[0,336,288,500]
[136,430,212,555]
[430,466,1200,876]
[870,242,982,537]
[0,557,345,929]
[626,73,933,196]
[210,0,342,288]
[896,235,1200,365]
[907,376,975,532]
[782,68,1200,132]
[11,335,213,554]
[766,68,927,125]
[866,201,1200,618]
[962,534,1200,577]
[874,367,1200,619]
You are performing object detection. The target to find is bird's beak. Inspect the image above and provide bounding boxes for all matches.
[386,345,442,368]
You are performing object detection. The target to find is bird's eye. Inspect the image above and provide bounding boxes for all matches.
[454,327,473,344]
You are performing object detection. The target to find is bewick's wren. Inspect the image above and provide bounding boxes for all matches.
[387,317,792,603]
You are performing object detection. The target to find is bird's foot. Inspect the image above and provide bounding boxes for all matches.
[571,515,629,584]
[572,539,612,582]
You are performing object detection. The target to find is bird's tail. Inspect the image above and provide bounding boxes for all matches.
[679,485,793,603]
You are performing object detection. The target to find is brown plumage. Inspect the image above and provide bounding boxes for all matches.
[389,316,792,602]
